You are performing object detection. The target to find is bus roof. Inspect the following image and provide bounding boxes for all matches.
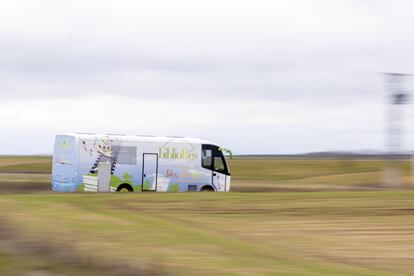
[57,133,217,146]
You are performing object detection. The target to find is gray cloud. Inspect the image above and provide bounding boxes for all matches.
[1,0,414,103]
[1,0,414,153]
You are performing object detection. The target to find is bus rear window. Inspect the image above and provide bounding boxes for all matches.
[54,136,75,165]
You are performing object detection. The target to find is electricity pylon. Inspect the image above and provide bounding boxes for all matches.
[383,73,411,188]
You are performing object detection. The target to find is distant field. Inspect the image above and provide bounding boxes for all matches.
[230,158,412,191]
[0,155,51,174]
[0,155,412,192]
[0,156,51,192]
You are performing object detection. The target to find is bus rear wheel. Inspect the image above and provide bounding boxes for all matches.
[116,184,133,193]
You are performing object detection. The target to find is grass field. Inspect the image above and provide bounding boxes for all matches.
[1,156,414,275]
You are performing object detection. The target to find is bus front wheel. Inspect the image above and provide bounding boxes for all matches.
[200,186,215,192]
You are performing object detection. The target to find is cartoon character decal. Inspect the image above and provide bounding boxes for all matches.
[80,136,119,174]
[78,137,142,192]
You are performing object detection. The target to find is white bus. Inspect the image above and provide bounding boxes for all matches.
[51,133,231,192]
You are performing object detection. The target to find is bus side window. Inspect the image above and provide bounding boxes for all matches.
[202,149,212,169]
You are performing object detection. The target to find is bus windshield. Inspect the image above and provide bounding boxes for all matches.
[201,144,230,175]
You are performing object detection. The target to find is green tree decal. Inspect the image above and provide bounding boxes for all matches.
[77,183,85,192]
[123,172,132,183]
[169,183,179,192]
[143,180,151,190]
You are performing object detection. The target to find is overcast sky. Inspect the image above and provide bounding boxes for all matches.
[1,0,414,154]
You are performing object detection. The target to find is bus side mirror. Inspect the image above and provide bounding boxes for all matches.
[218,147,233,159]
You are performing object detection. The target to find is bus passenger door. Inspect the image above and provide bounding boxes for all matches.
[142,153,158,191]
[212,156,227,192]
[212,171,226,191]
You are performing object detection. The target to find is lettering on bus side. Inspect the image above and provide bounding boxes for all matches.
[158,147,198,161]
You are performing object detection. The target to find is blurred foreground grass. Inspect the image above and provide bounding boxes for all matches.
[1,192,414,275]
[1,156,414,275]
